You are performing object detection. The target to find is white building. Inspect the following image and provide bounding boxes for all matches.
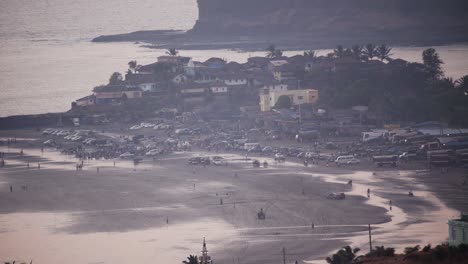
[210,85,228,94]
[263,83,288,92]
[224,77,248,86]
[138,83,156,92]
[259,88,319,112]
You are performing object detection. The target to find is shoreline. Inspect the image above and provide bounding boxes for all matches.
[91,29,468,52]
[0,128,465,263]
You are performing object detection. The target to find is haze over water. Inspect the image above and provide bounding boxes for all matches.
[1,0,468,117]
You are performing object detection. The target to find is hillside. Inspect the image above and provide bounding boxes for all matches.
[93,0,468,49]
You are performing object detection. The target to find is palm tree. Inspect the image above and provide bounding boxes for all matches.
[274,49,283,59]
[166,48,179,56]
[351,45,363,61]
[422,48,444,79]
[333,45,346,58]
[363,43,377,60]
[376,44,392,62]
[128,60,140,74]
[182,255,199,264]
[266,44,276,58]
[304,50,317,58]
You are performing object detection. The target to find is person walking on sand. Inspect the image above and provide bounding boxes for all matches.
[367,188,370,198]
[10,185,13,192]
[389,200,392,210]
[166,217,169,225]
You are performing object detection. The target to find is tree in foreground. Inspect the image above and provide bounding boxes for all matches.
[455,75,468,94]
[376,44,392,62]
[166,48,179,56]
[182,255,199,264]
[274,95,292,109]
[422,48,444,79]
[364,43,377,60]
[326,246,360,264]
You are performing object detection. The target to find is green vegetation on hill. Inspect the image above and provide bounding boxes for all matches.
[304,45,468,126]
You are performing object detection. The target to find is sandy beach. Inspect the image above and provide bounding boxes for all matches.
[0,129,467,264]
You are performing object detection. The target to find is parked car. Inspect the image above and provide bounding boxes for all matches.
[372,155,398,167]
[398,150,418,160]
[335,155,360,166]
[212,159,227,166]
[42,128,54,135]
[274,153,286,161]
[120,152,135,159]
[326,192,346,200]
[252,159,260,167]
[145,149,160,156]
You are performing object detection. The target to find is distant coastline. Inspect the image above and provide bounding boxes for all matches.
[92,29,468,51]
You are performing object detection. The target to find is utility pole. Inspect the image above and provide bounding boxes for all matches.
[283,247,286,264]
[368,224,373,252]
[299,103,302,125]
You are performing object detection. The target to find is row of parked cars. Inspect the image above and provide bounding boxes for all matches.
[188,156,229,166]
[42,128,96,143]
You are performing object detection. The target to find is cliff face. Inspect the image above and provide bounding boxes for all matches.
[191,0,468,41]
[93,0,468,49]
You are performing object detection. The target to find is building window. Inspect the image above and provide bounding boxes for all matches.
[452,226,457,240]
[298,96,304,100]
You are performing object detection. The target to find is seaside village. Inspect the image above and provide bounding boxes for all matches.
[69,52,468,168]
[74,54,319,112]
[65,52,468,198]
[6,52,468,262]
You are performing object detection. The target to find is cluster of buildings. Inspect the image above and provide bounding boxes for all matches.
[73,54,319,112]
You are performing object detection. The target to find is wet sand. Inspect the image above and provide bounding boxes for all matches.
[0,142,466,263]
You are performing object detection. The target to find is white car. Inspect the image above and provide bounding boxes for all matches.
[335,155,360,166]
[70,136,82,141]
[56,130,71,136]
[119,153,135,159]
[83,138,97,144]
[43,139,54,146]
[42,128,54,135]
[140,122,155,128]
[64,135,73,140]
[145,149,160,156]
[274,153,285,161]
[213,159,227,166]
[145,143,157,149]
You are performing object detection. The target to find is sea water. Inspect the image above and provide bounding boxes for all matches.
[1,0,468,117]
